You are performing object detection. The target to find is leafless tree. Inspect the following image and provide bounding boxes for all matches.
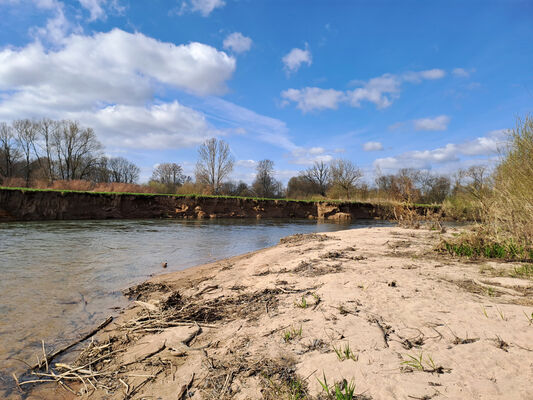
[108,157,140,183]
[330,159,363,199]
[151,162,185,187]
[252,159,282,198]
[13,119,39,185]
[0,122,20,179]
[36,118,59,183]
[195,138,234,194]
[301,161,330,196]
[52,120,102,180]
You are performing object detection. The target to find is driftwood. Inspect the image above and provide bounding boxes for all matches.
[31,316,113,371]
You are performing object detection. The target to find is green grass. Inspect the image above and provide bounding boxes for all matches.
[332,343,358,361]
[0,186,441,209]
[441,237,533,261]
[510,264,533,279]
[317,373,357,400]
[283,326,302,342]
[294,295,308,309]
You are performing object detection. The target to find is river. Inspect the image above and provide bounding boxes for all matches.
[0,218,392,393]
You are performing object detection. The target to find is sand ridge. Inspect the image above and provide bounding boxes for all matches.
[24,227,533,399]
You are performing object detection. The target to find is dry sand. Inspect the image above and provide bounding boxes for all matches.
[22,226,533,399]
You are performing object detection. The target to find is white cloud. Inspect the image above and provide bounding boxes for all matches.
[413,115,451,131]
[280,87,345,112]
[223,32,252,54]
[363,141,383,151]
[347,74,401,109]
[0,29,236,104]
[290,147,333,165]
[373,129,509,172]
[402,69,446,83]
[0,29,237,149]
[190,0,225,16]
[452,68,471,78]
[79,0,105,21]
[283,69,446,112]
[282,46,312,74]
[83,101,213,149]
[31,0,79,43]
[236,159,257,168]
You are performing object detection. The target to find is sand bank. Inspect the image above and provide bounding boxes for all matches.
[22,226,533,399]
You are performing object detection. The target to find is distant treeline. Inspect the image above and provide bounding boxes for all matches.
[0,117,487,208]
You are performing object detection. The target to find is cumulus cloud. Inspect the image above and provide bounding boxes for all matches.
[283,69,446,112]
[0,29,236,103]
[347,74,401,109]
[0,29,237,149]
[280,87,345,112]
[179,0,225,16]
[282,46,312,74]
[413,115,451,131]
[363,141,383,151]
[223,32,252,54]
[84,101,214,149]
[373,129,509,171]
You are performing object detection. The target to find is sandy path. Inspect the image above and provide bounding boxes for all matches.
[23,226,533,399]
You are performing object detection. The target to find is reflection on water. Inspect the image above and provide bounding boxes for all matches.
[0,218,392,391]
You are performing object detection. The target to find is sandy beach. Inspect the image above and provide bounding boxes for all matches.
[22,226,533,400]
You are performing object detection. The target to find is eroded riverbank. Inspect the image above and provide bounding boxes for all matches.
[18,226,533,399]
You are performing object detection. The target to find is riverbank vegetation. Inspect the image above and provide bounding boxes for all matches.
[1,118,457,209]
[1,116,531,229]
[440,116,533,260]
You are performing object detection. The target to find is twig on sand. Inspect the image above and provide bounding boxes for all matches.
[31,316,113,371]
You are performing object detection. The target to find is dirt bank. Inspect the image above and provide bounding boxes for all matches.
[18,227,533,400]
[0,188,397,222]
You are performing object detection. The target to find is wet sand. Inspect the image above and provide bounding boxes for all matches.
[19,226,533,399]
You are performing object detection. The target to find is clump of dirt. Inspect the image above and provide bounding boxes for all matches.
[123,282,172,300]
[293,260,343,277]
[320,250,345,259]
[163,288,282,323]
[453,279,503,297]
[279,233,331,245]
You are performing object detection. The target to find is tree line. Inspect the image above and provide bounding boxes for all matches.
[1,118,484,205]
[0,119,139,185]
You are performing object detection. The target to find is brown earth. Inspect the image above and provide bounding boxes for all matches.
[16,226,533,400]
[0,188,394,222]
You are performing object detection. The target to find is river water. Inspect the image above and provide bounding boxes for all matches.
[0,218,391,392]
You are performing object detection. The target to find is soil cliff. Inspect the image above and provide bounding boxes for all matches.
[0,188,391,222]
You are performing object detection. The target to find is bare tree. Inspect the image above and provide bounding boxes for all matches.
[107,157,140,183]
[195,138,234,194]
[252,159,282,198]
[330,159,363,199]
[52,120,102,180]
[0,122,20,179]
[151,162,185,188]
[36,118,59,183]
[301,161,330,196]
[13,119,39,185]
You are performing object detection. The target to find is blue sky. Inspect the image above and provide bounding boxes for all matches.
[0,0,532,183]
